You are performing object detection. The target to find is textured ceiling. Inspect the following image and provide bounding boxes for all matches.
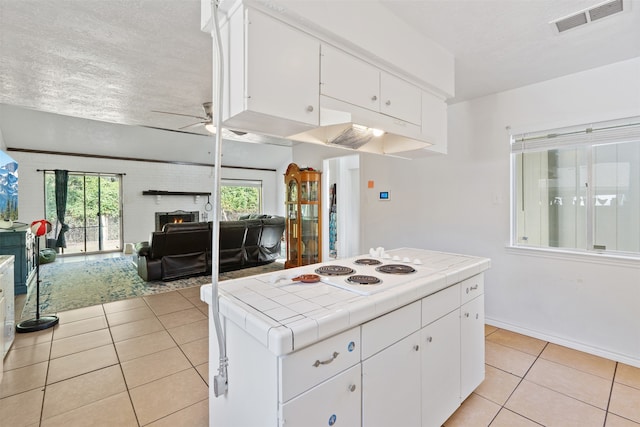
[1,0,639,135]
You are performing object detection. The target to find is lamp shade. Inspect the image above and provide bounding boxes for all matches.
[30,219,52,237]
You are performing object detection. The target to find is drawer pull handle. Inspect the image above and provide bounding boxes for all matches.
[313,351,339,367]
[426,336,433,343]
[464,312,470,318]
[470,284,479,291]
[413,345,420,351]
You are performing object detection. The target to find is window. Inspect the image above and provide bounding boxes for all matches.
[511,117,640,257]
[220,179,262,220]
[45,171,123,254]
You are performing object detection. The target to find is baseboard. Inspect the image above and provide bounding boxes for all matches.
[485,316,640,368]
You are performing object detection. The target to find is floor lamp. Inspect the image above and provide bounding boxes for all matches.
[16,219,59,333]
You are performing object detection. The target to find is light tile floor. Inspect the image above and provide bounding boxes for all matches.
[2,288,639,426]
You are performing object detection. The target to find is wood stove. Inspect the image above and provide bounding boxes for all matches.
[155,210,199,231]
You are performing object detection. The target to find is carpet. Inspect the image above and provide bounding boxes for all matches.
[20,256,284,319]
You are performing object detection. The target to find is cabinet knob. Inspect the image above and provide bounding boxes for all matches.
[371,95,377,101]
[464,312,470,318]
[426,336,433,343]
[385,100,391,106]
[348,384,357,392]
[413,344,420,351]
[306,105,314,112]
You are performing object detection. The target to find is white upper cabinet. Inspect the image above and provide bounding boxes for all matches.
[224,7,320,136]
[421,90,448,154]
[379,71,421,125]
[321,44,422,125]
[320,44,380,112]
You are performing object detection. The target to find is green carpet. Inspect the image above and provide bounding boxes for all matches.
[20,256,284,319]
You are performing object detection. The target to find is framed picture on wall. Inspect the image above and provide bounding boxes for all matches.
[0,150,18,221]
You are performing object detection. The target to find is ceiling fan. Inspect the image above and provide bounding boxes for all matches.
[152,102,216,133]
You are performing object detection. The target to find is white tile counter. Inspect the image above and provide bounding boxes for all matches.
[201,248,490,427]
[201,248,490,355]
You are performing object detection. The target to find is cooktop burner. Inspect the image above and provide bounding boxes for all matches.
[353,258,382,266]
[346,275,381,285]
[315,265,355,276]
[376,264,417,274]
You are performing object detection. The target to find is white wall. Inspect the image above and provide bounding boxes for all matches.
[295,57,640,366]
[0,106,292,245]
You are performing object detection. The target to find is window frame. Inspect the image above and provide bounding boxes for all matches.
[509,116,640,260]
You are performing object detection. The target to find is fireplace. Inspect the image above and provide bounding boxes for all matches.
[155,210,199,231]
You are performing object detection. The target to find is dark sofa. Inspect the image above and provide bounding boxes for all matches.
[134,216,285,281]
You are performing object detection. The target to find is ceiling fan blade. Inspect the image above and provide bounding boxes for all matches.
[179,121,206,130]
[152,109,208,121]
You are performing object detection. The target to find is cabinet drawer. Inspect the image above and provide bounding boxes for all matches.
[0,232,24,246]
[460,274,484,305]
[279,327,360,402]
[422,283,460,327]
[280,364,361,427]
[361,300,421,360]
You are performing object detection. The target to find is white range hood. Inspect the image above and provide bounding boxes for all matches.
[288,95,433,158]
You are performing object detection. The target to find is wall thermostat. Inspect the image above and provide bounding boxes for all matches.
[379,191,390,200]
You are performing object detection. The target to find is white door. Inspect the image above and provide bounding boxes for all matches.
[320,44,380,111]
[246,9,319,127]
[280,364,361,427]
[461,295,485,400]
[362,331,422,427]
[379,71,422,125]
[421,309,461,427]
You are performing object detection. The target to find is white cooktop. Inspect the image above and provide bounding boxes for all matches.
[201,248,490,355]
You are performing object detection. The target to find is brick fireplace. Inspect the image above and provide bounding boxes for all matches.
[155,210,199,231]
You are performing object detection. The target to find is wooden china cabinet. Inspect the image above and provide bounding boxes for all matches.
[284,163,322,268]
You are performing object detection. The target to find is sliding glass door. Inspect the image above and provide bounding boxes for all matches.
[45,172,123,254]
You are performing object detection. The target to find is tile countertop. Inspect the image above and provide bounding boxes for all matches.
[201,248,490,356]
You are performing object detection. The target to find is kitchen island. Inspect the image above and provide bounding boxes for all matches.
[201,248,490,426]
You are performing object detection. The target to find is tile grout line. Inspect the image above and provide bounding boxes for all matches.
[105,301,144,427]
[486,338,550,427]
[601,362,618,427]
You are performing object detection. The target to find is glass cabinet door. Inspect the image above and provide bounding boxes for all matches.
[284,163,322,268]
[301,204,319,264]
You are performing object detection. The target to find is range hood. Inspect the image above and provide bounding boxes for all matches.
[288,96,433,159]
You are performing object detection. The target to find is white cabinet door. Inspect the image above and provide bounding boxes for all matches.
[421,309,461,427]
[362,331,421,427]
[320,44,380,111]
[380,71,422,125]
[421,90,448,153]
[280,364,361,427]
[461,295,485,400]
[244,8,320,128]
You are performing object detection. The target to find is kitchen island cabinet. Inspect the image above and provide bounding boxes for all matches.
[201,248,490,426]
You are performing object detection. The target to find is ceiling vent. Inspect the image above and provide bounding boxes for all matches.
[550,0,626,33]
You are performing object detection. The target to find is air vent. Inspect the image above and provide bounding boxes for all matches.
[551,0,626,33]
[589,0,624,21]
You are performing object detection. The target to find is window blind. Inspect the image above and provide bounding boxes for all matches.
[511,116,640,153]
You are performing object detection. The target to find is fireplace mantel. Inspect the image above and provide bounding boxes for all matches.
[143,190,211,196]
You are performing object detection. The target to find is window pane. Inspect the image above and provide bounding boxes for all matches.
[548,148,587,250]
[220,180,262,221]
[592,140,640,253]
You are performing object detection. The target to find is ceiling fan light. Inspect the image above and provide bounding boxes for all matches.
[205,123,216,133]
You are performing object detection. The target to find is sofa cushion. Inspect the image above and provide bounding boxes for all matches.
[162,222,209,233]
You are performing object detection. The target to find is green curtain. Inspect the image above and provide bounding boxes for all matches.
[54,170,69,248]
